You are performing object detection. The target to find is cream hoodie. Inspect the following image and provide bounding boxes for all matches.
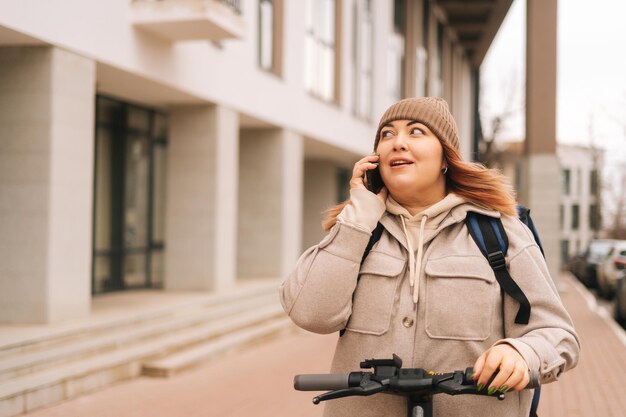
[339,190,479,305]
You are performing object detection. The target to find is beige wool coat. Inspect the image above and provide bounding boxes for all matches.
[280,191,580,417]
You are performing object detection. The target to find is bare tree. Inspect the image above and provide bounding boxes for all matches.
[605,164,626,239]
[603,93,626,238]
[479,71,524,167]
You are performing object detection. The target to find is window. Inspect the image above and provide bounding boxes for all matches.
[336,167,351,202]
[388,0,406,100]
[352,0,373,119]
[436,21,444,91]
[589,204,600,230]
[259,0,274,71]
[93,96,167,294]
[425,19,444,97]
[560,240,570,265]
[305,0,338,102]
[562,169,570,195]
[572,204,579,230]
[559,204,564,230]
[258,0,283,75]
[590,169,599,195]
[419,0,429,96]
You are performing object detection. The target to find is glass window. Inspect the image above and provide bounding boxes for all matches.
[559,204,564,230]
[561,240,570,265]
[572,204,579,230]
[93,96,167,294]
[562,169,570,195]
[124,136,150,250]
[388,0,406,100]
[352,0,373,119]
[437,21,444,87]
[152,143,167,243]
[589,204,600,230]
[259,0,274,71]
[336,167,351,203]
[127,107,151,133]
[305,0,336,101]
[590,169,598,195]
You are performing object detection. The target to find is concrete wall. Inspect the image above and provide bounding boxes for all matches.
[302,159,340,250]
[525,0,560,278]
[238,128,303,279]
[165,105,239,291]
[0,46,95,323]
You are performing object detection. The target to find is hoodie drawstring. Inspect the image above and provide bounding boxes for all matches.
[400,215,428,305]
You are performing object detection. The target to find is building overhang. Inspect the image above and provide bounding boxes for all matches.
[434,0,514,68]
[131,0,245,43]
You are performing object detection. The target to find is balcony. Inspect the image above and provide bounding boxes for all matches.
[131,0,245,42]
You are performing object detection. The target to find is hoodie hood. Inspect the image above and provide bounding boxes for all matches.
[382,193,499,305]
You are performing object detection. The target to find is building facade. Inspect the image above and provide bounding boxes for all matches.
[557,144,603,263]
[1,0,521,325]
[493,142,603,266]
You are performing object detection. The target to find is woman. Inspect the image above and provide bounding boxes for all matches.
[280,97,579,417]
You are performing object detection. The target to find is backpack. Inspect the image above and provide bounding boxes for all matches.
[350,205,544,417]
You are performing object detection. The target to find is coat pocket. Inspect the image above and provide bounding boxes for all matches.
[425,256,497,341]
[345,251,406,336]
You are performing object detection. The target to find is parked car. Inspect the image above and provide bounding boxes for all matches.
[614,270,626,328]
[596,240,626,299]
[573,239,617,288]
[567,251,589,281]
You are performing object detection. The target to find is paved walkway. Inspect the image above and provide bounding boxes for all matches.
[23,273,626,417]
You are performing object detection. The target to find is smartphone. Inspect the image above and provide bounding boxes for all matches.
[365,166,385,194]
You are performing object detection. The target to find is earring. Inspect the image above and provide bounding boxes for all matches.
[442,167,448,174]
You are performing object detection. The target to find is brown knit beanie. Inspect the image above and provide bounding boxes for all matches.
[373,97,460,151]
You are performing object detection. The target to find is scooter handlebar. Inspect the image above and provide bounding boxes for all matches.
[294,374,351,391]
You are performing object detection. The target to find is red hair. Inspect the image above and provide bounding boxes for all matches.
[321,142,516,231]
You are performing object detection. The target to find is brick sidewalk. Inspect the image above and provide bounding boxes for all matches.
[537,273,626,417]
[23,273,626,417]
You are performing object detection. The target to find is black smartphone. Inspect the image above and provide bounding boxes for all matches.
[365,166,385,194]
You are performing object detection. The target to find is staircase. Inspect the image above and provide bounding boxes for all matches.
[0,281,292,417]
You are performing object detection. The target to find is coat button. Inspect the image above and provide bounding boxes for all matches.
[402,316,414,328]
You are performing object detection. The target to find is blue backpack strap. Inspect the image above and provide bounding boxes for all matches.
[360,222,385,264]
[469,211,541,416]
[340,222,385,337]
[529,387,541,417]
[517,207,544,417]
[466,212,531,325]
[517,205,545,258]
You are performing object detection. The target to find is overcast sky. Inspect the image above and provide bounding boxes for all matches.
[480,0,626,172]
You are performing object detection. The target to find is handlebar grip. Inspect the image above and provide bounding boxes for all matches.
[294,374,350,391]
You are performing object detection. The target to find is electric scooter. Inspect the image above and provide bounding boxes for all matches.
[294,354,506,417]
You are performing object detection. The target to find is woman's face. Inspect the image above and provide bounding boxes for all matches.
[376,119,446,197]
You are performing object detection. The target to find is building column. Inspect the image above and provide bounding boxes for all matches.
[0,46,95,324]
[166,105,239,291]
[302,159,340,250]
[237,129,303,279]
[524,0,560,280]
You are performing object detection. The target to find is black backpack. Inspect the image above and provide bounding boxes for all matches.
[353,205,544,417]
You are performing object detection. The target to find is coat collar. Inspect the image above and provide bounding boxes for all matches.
[378,203,500,253]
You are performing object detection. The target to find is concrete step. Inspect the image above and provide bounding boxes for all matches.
[0,292,278,382]
[142,316,293,377]
[0,282,287,417]
[0,303,287,401]
[0,280,278,356]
